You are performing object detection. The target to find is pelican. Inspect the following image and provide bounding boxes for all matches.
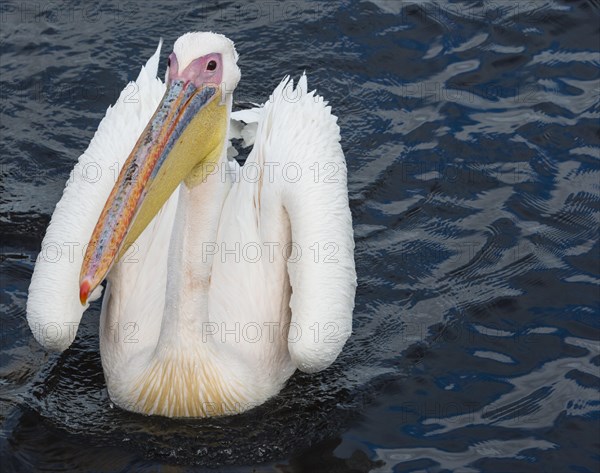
[26,32,356,418]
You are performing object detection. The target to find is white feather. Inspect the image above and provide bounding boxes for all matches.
[27,40,166,351]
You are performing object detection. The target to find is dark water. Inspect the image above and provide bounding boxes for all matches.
[1,0,599,471]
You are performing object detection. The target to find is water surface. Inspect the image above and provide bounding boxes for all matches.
[1,0,599,471]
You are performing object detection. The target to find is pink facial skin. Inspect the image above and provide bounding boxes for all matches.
[167,52,224,89]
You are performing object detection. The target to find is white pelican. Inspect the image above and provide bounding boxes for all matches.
[26,32,356,418]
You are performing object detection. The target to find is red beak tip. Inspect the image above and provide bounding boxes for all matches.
[80,280,91,305]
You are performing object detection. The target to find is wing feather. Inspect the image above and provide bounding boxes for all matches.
[27,41,166,351]
[250,75,357,372]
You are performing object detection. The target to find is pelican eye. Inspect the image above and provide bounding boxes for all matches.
[167,58,171,67]
[207,60,217,71]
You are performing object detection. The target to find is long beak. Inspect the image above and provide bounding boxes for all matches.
[79,81,227,304]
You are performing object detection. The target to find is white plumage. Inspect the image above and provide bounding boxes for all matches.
[27,33,356,417]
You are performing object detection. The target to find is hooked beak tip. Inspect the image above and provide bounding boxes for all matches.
[80,279,91,306]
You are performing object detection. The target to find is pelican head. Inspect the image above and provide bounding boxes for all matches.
[79,33,240,304]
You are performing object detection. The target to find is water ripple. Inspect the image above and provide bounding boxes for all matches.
[1,0,598,471]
